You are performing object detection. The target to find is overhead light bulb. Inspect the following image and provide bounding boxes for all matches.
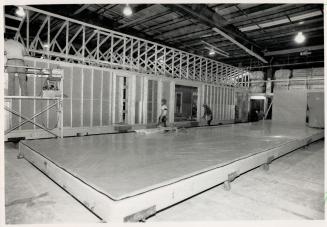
[251,95,266,100]
[123,4,132,17]
[294,32,305,44]
[209,49,215,56]
[43,43,50,49]
[15,6,25,17]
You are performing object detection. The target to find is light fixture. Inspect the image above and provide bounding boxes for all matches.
[202,40,229,57]
[300,50,311,56]
[43,43,50,49]
[123,4,132,17]
[209,49,215,56]
[15,6,25,17]
[251,95,266,100]
[294,32,305,44]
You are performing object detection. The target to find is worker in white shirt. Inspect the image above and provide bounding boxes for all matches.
[4,35,29,96]
[158,99,168,127]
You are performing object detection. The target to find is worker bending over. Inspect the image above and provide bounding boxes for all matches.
[158,99,168,127]
[4,35,29,96]
[202,104,213,126]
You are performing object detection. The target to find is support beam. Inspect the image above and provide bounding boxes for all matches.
[73,4,90,15]
[202,40,229,57]
[212,27,268,64]
[264,45,324,56]
[164,4,267,64]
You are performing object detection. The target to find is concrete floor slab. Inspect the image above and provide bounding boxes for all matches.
[149,140,325,221]
[5,143,100,224]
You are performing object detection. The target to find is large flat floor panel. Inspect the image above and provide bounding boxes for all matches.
[6,140,324,223]
[19,121,324,221]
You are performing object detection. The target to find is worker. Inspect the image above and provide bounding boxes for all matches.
[158,99,168,127]
[256,110,265,121]
[4,34,29,96]
[202,104,213,126]
[191,102,197,120]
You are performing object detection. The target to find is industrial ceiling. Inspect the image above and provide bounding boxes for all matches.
[5,3,324,69]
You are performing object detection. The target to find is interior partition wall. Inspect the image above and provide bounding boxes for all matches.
[4,56,243,139]
[202,84,236,123]
[4,5,251,139]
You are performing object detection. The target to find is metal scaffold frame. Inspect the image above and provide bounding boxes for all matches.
[5,5,250,87]
[4,66,64,139]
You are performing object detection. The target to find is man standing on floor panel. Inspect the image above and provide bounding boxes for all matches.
[158,99,168,127]
[4,34,29,96]
[202,104,213,126]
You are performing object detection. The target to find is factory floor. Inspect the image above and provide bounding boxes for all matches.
[4,139,325,223]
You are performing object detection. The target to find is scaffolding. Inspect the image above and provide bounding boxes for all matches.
[4,66,64,139]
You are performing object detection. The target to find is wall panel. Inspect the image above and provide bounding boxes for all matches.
[102,71,111,126]
[62,66,72,127]
[93,69,102,126]
[5,56,240,139]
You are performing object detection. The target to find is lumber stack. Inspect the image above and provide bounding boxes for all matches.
[249,71,265,93]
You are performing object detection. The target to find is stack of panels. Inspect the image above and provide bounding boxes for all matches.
[272,89,307,125]
[308,91,324,128]
[308,67,324,90]
[289,69,311,88]
[249,71,265,93]
[274,69,291,89]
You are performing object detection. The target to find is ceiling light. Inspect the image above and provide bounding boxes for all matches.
[294,32,305,44]
[300,50,311,56]
[299,21,304,25]
[209,49,215,56]
[251,95,266,100]
[43,43,50,49]
[15,6,25,17]
[123,4,132,17]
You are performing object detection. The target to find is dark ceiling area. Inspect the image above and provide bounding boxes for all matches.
[6,3,324,69]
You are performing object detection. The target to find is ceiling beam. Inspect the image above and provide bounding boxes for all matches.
[264,45,324,56]
[201,40,229,57]
[234,4,320,27]
[212,28,267,63]
[73,4,90,15]
[164,4,268,64]
[118,10,169,29]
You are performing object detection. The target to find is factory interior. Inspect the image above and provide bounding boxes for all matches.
[2,2,325,224]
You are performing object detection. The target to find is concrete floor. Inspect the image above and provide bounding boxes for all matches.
[5,139,325,223]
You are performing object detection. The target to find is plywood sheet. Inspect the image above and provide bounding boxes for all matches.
[272,90,307,125]
[62,66,72,127]
[308,92,324,128]
[72,67,82,127]
[102,71,111,126]
[83,68,92,127]
[22,121,322,200]
[93,69,102,126]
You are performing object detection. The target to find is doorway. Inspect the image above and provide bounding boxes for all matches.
[249,98,264,122]
[174,85,198,122]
